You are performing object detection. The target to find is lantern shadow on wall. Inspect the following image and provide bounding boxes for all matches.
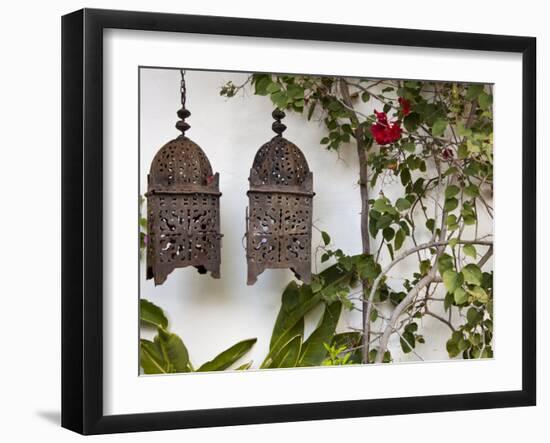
[246,109,315,285]
[146,71,222,285]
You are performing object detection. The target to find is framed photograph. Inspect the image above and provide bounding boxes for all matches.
[62,8,536,435]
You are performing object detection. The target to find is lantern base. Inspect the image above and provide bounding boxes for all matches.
[247,261,311,286]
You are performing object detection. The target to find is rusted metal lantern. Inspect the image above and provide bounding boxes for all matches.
[246,109,314,285]
[146,71,222,285]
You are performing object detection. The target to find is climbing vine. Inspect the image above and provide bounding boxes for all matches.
[221,74,494,364]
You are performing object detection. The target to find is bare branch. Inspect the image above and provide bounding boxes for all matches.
[425,309,456,332]
[339,78,372,364]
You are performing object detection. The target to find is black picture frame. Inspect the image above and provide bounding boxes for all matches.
[62,8,537,435]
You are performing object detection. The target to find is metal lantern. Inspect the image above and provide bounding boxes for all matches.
[246,109,314,285]
[146,71,222,285]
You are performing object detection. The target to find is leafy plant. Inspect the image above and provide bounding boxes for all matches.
[222,74,494,363]
[139,299,257,374]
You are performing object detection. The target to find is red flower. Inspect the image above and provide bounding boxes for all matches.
[206,175,215,185]
[442,148,454,160]
[398,97,411,116]
[370,110,402,145]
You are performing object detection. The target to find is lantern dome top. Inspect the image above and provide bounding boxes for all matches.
[149,136,213,188]
[251,109,310,187]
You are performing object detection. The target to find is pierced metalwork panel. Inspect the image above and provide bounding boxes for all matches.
[147,194,221,284]
[149,137,213,190]
[246,191,313,284]
[252,136,310,187]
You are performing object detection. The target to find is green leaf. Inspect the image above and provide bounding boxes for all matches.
[271,91,288,108]
[369,218,379,238]
[328,100,343,112]
[270,335,302,368]
[387,243,394,260]
[462,263,482,285]
[444,197,459,212]
[235,361,253,370]
[287,83,304,100]
[444,291,454,311]
[446,214,458,227]
[456,122,472,137]
[457,144,469,159]
[420,259,431,275]
[432,118,448,137]
[376,214,393,230]
[413,177,425,195]
[254,75,271,95]
[373,198,392,213]
[321,231,331,246]
[310,275,324,293]
[361,91,370,102]
[140,339,167,374]
[394,228,406,251]
[426,218,435,233]
[458,337,470,352]
[400,331,416,353]
[370,308,379,322]
[197,338,257,372]
[463,244,477,258]
[404,112,420,131]
[156,329,191,373]
[266,82,280,94]
[264,265,346,367]
[467,307,481,324]
[139,217,147,230]
[465,84,484,101]
[453,287,468,305]
[396,198,411,211]
[399,219,411,235]
[140,299,168,329]
[402,142,416,153]
[438,253,454,275]
[383,227,395,241]
[478,92,492,110]
[266,282,307,354]
[400,168,411,186]
[470,286,489,304]
[298,302,342,366]
[442,270,463,294]
[445,185,460,199]
[464,185,480,198]
[446,338,460,358]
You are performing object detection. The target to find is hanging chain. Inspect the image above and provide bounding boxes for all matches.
[176,69,191,135]
[180,69,187,108]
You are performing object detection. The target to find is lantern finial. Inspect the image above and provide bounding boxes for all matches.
[271,108,286,136]
[176,69,191,135]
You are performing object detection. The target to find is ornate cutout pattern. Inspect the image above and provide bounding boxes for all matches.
[146,137,221,285]
[246,126,314,285]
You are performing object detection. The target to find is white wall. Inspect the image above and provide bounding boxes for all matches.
[139,69,363,367]
[139,68,482,366]
[0,1,546,442]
